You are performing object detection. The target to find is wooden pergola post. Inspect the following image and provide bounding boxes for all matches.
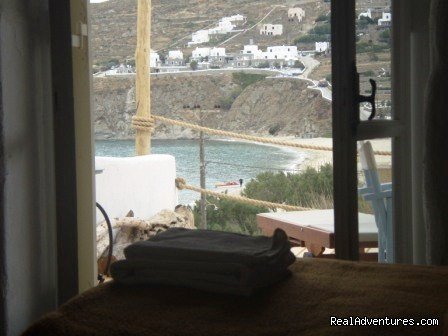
[135,0,151,155]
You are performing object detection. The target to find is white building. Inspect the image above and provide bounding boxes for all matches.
[150,50,160,68]
[209,19,235,35]
[166,50,185,66]
[288,8,305,22]
[227,14,246,22]
[315,42,330,53]
[243,44,262,58]
[210,47,226,57]
[191,47,211,60]
[378,12,392,26]
[189,30,210,45]
[358,8,372,19]
[168,50,183,59]
[260,24,283,36]
[262,46,298,61]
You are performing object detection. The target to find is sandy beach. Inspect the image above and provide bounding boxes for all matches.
[276,136,392,171]
[212,136,392,196]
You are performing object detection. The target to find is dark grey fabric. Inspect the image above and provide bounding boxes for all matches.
[111,228,295,295]
[124,228,292,266]
[424,0,448,264]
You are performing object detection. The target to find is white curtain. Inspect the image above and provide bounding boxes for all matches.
[424,0,448,265]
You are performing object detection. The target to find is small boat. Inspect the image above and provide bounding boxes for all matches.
[215,181,239,188]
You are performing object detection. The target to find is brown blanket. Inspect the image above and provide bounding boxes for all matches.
[23,259,448,336]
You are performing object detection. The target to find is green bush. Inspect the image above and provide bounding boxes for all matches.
[190,60,198,71]
[232,72,267,89]
[255,62,270,68]
[357,16,374,29]
[193,196,267,235]
[293,60,305,69]
[243,164,334,209]
[310,23,331,35]
[315,14,329,23]
[218,88,242,110]
[268,124,281,135]
[379,29,391,44]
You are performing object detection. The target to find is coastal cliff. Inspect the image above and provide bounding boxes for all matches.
[93,73,331,140]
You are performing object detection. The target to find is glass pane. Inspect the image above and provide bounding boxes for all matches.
[356,0,392,120]
[357,138,393,263]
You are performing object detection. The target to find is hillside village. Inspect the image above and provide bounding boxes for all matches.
[91,0,392,139]
[97,3,390,76]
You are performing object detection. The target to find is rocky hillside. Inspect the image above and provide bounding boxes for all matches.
[93,73,331,139]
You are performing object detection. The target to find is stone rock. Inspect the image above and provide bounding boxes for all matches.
[96,207,196,274]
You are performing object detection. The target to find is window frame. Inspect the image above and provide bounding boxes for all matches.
[331,0,414,263]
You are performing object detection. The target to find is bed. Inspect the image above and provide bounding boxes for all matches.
[23,259,448,336]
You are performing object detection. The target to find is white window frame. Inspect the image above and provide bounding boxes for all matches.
[331,0,415,263]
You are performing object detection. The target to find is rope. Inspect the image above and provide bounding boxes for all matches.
[175,177,311,211]
[130,114,392,156]
[154,116,333,152]
[152,115,392,156]
[132,116,155,133]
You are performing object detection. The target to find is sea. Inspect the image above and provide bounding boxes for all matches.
[95,139,306,204]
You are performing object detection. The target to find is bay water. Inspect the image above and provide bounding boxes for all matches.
[95,139,305,204]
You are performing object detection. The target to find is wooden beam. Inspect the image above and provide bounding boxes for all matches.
[135,0,152,155]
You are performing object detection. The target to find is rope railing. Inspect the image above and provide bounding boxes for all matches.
[132,115,393,156]
[175,178,311,211]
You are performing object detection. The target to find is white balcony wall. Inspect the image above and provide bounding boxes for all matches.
[95,155,178,223]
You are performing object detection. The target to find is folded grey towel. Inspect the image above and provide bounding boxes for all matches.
[110,254,295,295]
[124,228,292,267]
[111,228,295,295]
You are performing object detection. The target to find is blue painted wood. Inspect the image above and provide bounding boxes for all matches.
[360,168,393,263]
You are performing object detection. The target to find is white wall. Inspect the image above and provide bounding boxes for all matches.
[192,47,211,58]
[260,24,283,36]
[168,50,183,59]
[95,155,178,223]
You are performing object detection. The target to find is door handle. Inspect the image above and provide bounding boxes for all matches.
[357,79,377,120]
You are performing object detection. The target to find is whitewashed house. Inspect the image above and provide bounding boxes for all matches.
[242,44,264,59]
[210,47,226,57]
[189,30,210,46]
[260,24,283,36]
[358,8,372,19]
[315,42,330,53]
[209,19,235,35]
[263,46,298,61]
[378,12,392,26]
[288,8,305,22]
[191,47,211,60]
[209,47,227,67]
[150,50,160,68]
[228,14,246,22]
[165,50,185,66]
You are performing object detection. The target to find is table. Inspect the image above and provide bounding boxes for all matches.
[257,209,378,260]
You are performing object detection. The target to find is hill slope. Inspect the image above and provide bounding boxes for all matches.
[93,73,331,139]
[90,0,327,66]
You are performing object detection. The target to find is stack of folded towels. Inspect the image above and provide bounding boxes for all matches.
[110,228,295,295]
